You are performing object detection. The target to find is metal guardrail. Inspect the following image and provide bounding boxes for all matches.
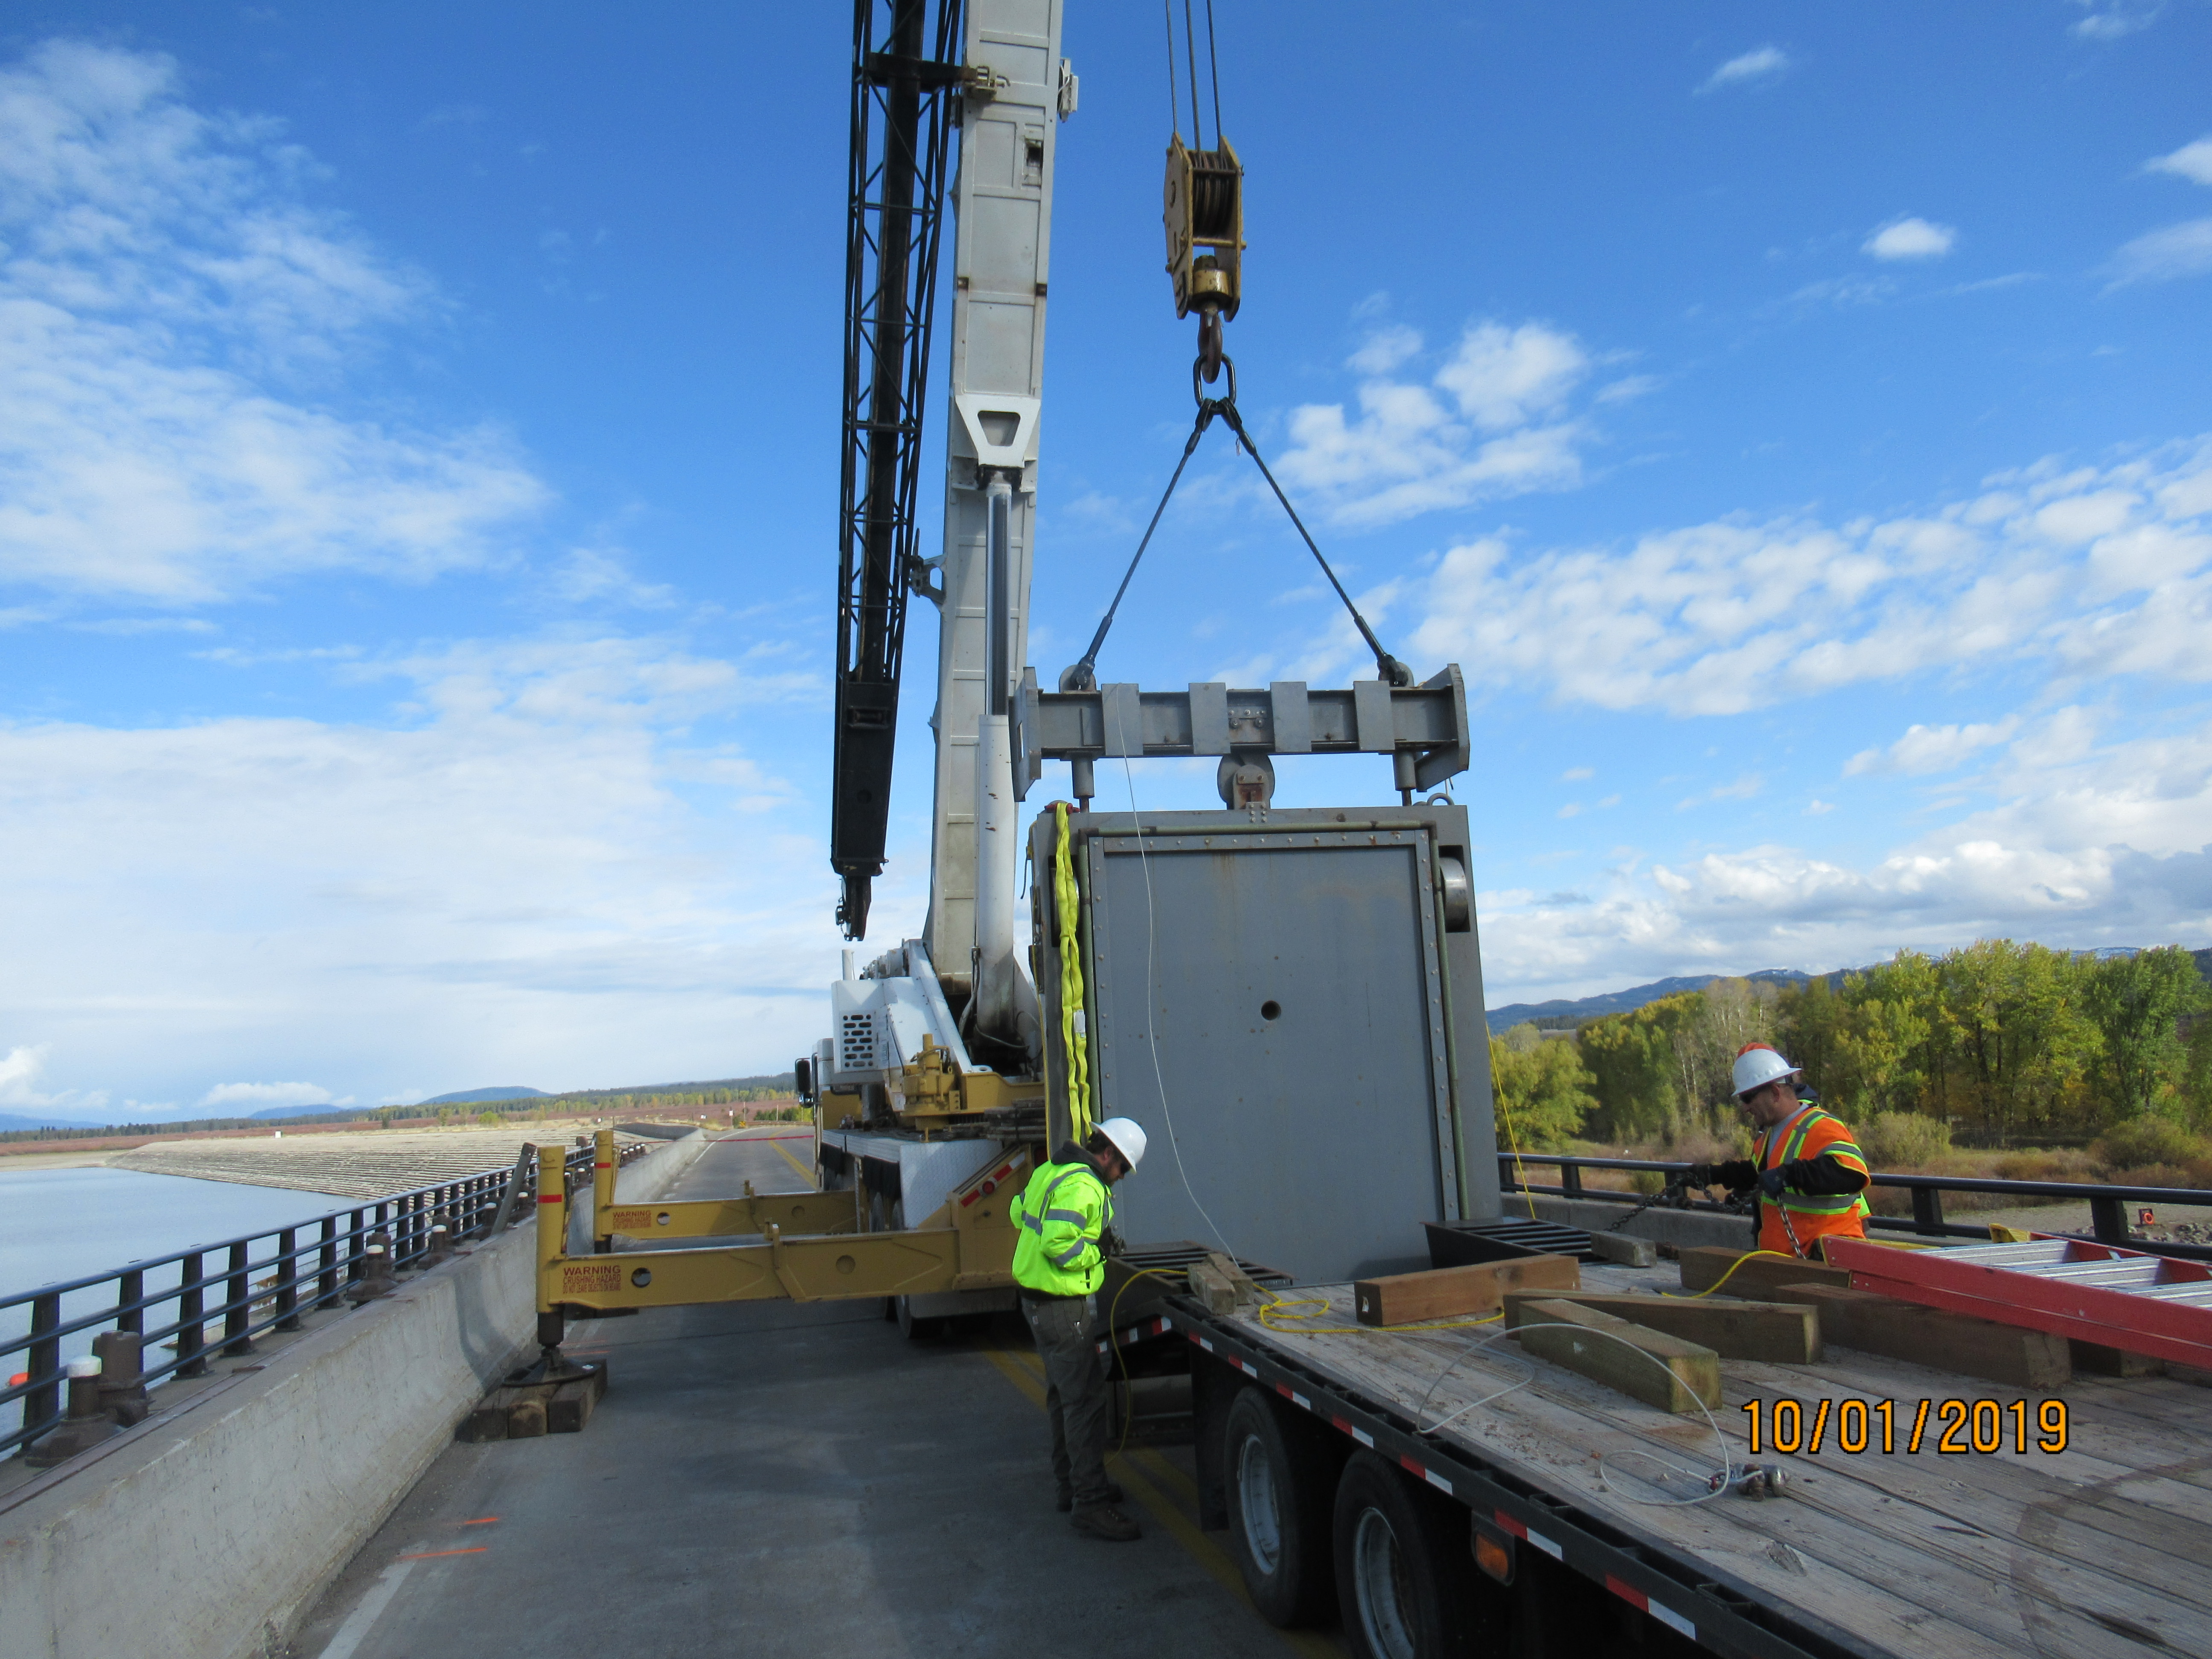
[2,1140,645,1462]
[1498,1151,2212,1262]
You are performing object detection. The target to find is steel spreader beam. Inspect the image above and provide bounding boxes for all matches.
[1010,663,1472,798]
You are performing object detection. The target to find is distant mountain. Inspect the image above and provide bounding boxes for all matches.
[1490,945,2212,1034]
[0,1110,79,1133]
[419,1086,550,1106]
[1487,968,1823,1033]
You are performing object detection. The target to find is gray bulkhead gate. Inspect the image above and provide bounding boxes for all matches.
[1037,805,1504,1285]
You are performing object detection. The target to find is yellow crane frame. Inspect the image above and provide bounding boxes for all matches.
[533,1132,1032,1339]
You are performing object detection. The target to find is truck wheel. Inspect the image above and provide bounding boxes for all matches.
[1223,1388,1336,1627]
[1332,1451,1475,1659]
[894,1295,945,1340]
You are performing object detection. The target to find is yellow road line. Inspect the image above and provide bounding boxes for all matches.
[980,1344,1339,1658]
[770,1138,816,1187]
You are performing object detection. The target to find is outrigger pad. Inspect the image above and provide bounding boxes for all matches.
[457,1361,609,1443]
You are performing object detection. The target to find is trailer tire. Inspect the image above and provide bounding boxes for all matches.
[1332,1451,1476,1659]
[1223,1388,1337,1627]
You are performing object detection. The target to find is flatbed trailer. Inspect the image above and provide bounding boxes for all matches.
[1175,1257,2210,1659]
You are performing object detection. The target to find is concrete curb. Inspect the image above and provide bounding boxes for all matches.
[1513,1192,1756,1252]
[0,1130,708,1659]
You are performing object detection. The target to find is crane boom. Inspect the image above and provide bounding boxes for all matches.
[921,0,1066,1027]
[831,0,965,940]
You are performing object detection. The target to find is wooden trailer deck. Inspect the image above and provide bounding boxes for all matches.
[1216,1260,2212,1659]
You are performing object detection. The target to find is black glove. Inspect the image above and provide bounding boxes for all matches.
[1100,1225,1126,1258]
[1714,1159,1758,1193]
[1681,1163,1715,1188]
[1758,1166,1789,1198]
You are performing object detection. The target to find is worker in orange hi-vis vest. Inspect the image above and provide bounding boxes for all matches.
[1685,1043,1872,1260]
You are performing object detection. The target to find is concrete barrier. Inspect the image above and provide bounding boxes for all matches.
[0,1131,710,1659]
[1514,1191,1757,1253]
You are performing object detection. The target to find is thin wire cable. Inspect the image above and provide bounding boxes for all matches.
[1068,402,1215,686]
[1162,0,1179,140]
[1182,0,1203,145]
[1204,0,1223,140]
[1113,706,1237,1263]
[1215,401,1405,683]
[1407,1319,1744,1508]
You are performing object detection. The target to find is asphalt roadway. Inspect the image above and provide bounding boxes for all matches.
[291,1129,1342,1659]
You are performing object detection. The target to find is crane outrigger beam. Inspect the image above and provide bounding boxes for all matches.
[534,1135,1027,1348]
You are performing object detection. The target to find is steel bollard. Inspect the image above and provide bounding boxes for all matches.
[25,1357,121,1467]
[92,1330,150,1426]
[348,1241,396,1304]
[422,1223,454,1267]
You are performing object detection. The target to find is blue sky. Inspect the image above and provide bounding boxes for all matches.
[3,2,2209,1118]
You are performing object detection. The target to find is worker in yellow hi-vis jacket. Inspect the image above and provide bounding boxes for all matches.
[1010,1117,1147,1543]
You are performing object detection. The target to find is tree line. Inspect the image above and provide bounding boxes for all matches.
[1488,942,2212,1154]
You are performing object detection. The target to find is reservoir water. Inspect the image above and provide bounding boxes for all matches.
[1,1165,356,1378]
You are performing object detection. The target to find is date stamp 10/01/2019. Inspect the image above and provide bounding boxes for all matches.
[1740,1397,2070,1456]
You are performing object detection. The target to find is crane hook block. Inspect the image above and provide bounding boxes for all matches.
[1164,136,1244,326]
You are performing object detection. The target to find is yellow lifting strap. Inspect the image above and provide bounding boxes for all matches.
[1051,802,1092,1144]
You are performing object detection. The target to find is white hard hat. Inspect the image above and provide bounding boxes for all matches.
[1732,1044,1801,1100]
[1094,1117,1147,1169]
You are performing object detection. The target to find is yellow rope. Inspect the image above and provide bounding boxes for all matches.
[1665,1248,1801,1300]
[1051,801,1092,1144]
[1493,1085,1538,1221]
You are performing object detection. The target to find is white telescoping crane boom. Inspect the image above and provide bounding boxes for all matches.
[922,0,1069,1055]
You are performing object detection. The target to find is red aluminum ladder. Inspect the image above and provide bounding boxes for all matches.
[1825,1235,2212,1371]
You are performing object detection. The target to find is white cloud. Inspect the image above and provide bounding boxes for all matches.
[2105,218,2212,286]
[1347,325,1421,375]
[1561,766,1594,781]
[1479,713,2212,1002]
[2147,136,2212,186]
[548,546,675,608]
[1276,320,1595,527]
[0,41,550,605]
[0,633,826,1106]
[1407,437,2212,717]
[2070,2,2165,41]
[200,1080,339,1109]
[1863,217,1957,261]
[1697,47,1790,95]
[1844,718,2020,777]
[1435,323,1589,431]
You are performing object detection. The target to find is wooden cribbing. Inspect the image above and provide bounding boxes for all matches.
[1511,1298,1721,1413]
[1187,1256,1263,1315]
[1769,1283,2071,1390]
[1678,1246,1850,1299]
[1352,1254,1580,1327]
[1503,1290,1820,1363]
[1583,1232,1658,1268]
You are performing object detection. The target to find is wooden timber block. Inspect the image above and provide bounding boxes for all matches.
[505,1383,554,1438]
[1353,1254,1580,1327]
[2070,1340,2164,1379]
[1502,1290,1820,1363]
[457,1388,521,1444]
[1771,1283,2072,1390]
[1678,1246,1850,1299]
[1584,1232,1659,1268]
[1187,1259,1239,1315]
[1511,1298,1720,1413]
[1203,1252,1264,1308]
[557,1371,610,1433]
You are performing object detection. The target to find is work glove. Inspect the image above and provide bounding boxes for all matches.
[1713,1159,1758,1192]
[1757,1166,1790,1198]
[1100,1225,1126,1258]
[1681,1163,1715,1188]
